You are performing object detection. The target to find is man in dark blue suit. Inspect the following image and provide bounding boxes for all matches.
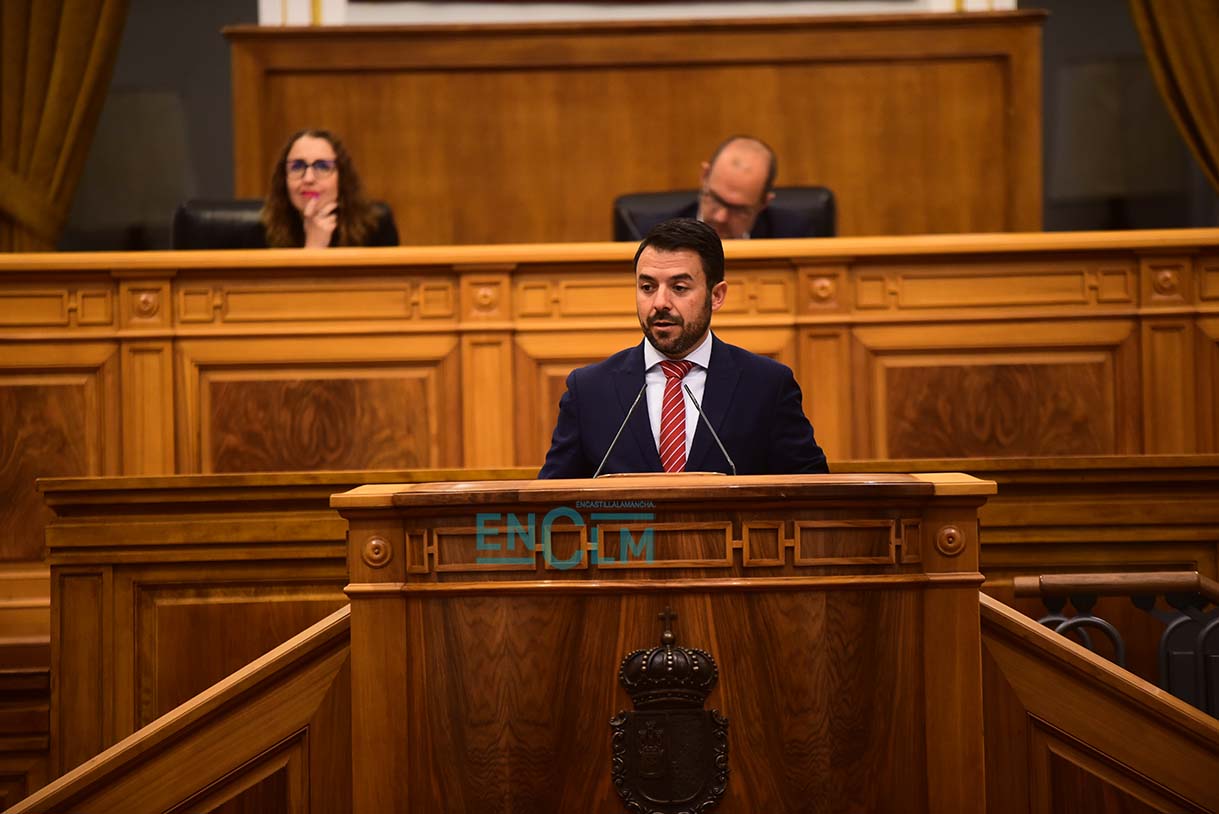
[538,218,828,479]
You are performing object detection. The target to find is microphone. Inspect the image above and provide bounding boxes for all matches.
[683,383,738,476]
[593,382,649,478]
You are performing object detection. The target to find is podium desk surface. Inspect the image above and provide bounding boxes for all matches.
[331,472,997,509]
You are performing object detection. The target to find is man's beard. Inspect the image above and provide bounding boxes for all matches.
[641,298,712,358]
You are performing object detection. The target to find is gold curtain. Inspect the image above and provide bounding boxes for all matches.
[1129,0,1219,195]
[0,0,128,251]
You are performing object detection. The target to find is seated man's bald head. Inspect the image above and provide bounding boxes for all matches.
[698,135,777,240]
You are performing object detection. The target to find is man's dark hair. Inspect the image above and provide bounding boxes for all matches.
[707,134,778,196]
[633,218,725,288]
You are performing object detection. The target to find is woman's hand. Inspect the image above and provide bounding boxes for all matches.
[301,193,338,248]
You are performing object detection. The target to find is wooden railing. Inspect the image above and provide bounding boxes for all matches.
[10,596,1219,813]
[1013,570,1219,716]
[5,606,350,814]
[981,593,1219,813]
[1014,571,1219,606]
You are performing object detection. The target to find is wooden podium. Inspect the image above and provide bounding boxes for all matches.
[332,473,994,813]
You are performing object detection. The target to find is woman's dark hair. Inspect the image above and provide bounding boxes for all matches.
[633,218,725,287]
[260,128,380,248]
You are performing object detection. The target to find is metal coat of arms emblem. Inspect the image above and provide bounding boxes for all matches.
[610,608,728,813]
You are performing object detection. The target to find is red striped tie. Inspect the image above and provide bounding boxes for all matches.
[658,360,694,473]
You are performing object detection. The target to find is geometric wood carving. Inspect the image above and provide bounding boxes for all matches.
[885,361,1114,458]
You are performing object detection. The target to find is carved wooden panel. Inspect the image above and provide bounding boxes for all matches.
[0,346,118,561]
[175,276,457,326]
[852,322,1139,459]
[177,336,461,473]
[397,589,928,811]
[0,285,114,329]
[515,271,635,322]
[853,259,1137,312]
[886,360,1114,458]
[207,375,433,472]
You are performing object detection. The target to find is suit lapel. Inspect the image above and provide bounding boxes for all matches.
[688,338,741,472]
[614,344,662,472]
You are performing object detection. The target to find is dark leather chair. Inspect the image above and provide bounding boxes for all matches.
[612,186,836,241]
[172,199,268,250]
[171,199,397,249]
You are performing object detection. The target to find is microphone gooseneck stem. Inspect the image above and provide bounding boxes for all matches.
[683,383,737,476]
[593,382,649,478]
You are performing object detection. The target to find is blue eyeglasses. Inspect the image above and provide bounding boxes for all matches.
[285,159,337,179]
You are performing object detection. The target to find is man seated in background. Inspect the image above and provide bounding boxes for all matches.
[691,135,777,240]
[614,135,833,242]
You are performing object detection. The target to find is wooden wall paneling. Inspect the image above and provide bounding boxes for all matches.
[0,563,50,642]
[113,563,348,739]
[460,266,516,467]
[225,12,1044,245]
[509,260,642,461]
[176,333,461,473]
[50,569,111,777]
[115,267,176,477]
[1139,253,1198,454]
[795,260,851,460]
[2,231,1217,502]
[799,329,850,462]
[513,330,641,467]
[1199,317,1219,453]
[0,573,50,807]
[1140,319,1197,454]
[120,342,175,475]
[0,342,119,561]
[461,333,514,467]
[0,753,47,812]
[851,319,1139,459]
[44,476,352,776]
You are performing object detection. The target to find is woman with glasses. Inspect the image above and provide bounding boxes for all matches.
[260,129,398,248]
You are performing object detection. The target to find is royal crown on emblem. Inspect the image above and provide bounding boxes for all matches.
[618,608,719,709]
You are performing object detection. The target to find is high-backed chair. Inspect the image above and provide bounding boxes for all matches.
[612,186,836,241]
[172,199,268,250]
[171,199,397,249]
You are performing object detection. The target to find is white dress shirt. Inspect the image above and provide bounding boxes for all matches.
[642,331,714,463]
